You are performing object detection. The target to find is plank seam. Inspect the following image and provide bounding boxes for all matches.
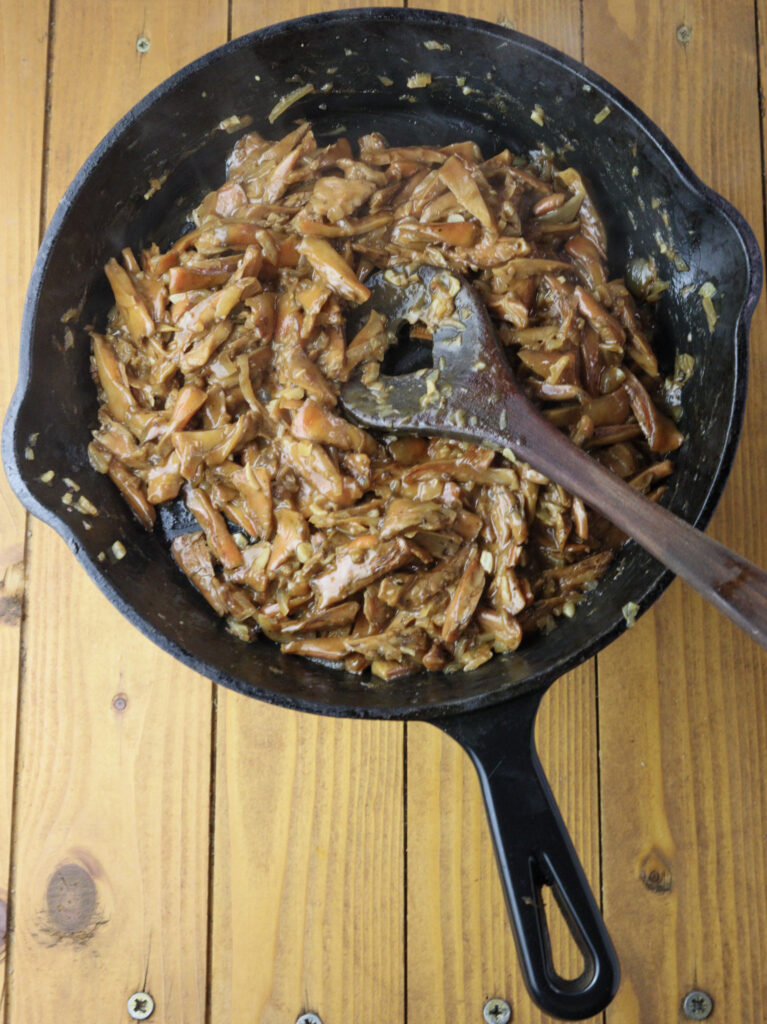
[399,1,409,1017]
[754,0,767,259]
[403,722,408,1024]
[204,685,219,1024]
[206,11,230,1019]
[3,428,32,1024]
[37,0,56,238]
[4,0,56,1018]
[593,652,607,1024]
[581,6,608,1020]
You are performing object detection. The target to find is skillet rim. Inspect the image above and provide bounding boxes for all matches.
[2,6,761,720]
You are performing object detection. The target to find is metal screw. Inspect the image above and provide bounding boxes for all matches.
[127,991,154,1020]
[676,24,692,45]
[295,1014,323,1024]
[483,997,511,1024]
[682,990,713,1020]
[136,36,151,53]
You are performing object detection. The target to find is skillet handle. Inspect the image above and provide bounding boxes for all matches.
[435,689,619,1020]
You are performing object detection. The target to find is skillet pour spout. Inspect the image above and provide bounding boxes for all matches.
[2,8,761,1020]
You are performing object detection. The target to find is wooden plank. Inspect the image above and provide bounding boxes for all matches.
[209,6,404,1024]
[230,0,392,30]
[403,5,601,1023]
[584,1,767,1020]
[408,667,600,1024]
[0,1,50,1014]
[209,698,404,1024]
[4,3,228,1022]
[407,0,579,40]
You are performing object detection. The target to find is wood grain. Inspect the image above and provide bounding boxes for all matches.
[0,2,50,1014]
[209,697,404,1024]
[403,5,602,1023]
[231,0,392,29]
[207,6,405,1023]
[5,3,767,1023]
[4,2,227,1022]
[410,0,580,39]
[407,666,600,1024]
[584,1,767,1020]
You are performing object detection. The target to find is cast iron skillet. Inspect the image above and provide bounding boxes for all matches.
[3,8,762,1019]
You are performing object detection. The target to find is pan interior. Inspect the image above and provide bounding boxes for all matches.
[5,10,754,718]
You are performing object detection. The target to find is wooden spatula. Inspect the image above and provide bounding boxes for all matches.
[340,263,767,649]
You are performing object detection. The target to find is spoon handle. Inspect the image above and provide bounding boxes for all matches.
[490,393,767,650]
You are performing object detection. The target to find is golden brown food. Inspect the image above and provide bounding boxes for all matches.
[89,124,683,678]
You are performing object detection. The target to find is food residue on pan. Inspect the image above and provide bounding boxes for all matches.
[622,600,639,627]
[699,281,718,333]
[144,172,169,199]
[24,431,39,461]
[662,352,695,420]
[218,115,254,135]
[268,85,315,124]
[75,495,99,516]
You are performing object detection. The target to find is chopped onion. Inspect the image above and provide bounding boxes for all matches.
[268,84,315,124]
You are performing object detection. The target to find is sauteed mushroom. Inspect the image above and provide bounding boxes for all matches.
[90,125,684,678]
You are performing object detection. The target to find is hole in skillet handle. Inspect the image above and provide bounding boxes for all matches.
[539,881,588,984]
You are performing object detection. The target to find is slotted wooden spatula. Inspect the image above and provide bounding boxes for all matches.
[341,263,767,648]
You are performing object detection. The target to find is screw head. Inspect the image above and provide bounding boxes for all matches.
[127,991,154,1020]
[676,24,692,45]
[136,36,151,53]
[682,990,713,1020]
[295,1014,323,1024]
[483,997,511,1024]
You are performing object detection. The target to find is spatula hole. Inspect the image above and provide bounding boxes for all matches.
[381,321,434,376]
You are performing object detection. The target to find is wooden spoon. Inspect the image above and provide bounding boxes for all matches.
[340,263,767,649]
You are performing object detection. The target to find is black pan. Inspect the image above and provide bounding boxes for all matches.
[3,8,761,1019]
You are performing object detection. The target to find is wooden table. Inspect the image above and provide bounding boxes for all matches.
[2,2,767,1021]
